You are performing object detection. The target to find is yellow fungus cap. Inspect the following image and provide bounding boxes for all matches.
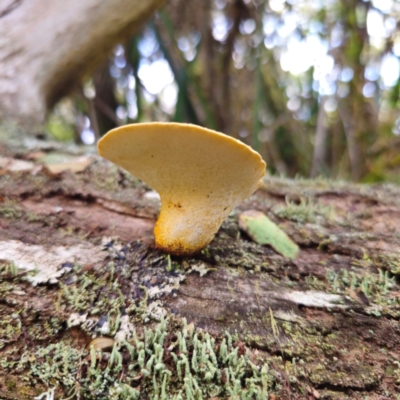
[98,122,266,256]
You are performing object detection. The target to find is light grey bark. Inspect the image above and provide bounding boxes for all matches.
[0,0,165,129]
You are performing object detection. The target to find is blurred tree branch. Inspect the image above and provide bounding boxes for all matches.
[0,0,165,129]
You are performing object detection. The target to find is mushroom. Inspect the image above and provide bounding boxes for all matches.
[98,122,266,256]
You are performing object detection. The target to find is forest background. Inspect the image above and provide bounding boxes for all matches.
[43,0,400,183]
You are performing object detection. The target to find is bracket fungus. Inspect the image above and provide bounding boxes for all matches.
[98,123,266,256]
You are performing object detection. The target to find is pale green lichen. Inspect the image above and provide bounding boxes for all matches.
[0,312,22,350]
[10,317,283,399]
[326,268,396,301]
[375,253,400,275]
[0,260,19,277]
[393,361,400,384]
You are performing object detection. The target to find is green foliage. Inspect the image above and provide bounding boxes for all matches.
[46,110,75,142]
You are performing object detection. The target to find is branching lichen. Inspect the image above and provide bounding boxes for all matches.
[326,268,396,303]
[9,317,287,399]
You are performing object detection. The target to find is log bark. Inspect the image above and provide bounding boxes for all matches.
[0,126,400,399]
[0,0,165,129]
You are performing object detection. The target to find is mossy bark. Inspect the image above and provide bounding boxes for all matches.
[0,126,400,399]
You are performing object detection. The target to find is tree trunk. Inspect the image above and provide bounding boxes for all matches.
[311,97,328,178]
[0,0,165,130]
[1,126,400,399]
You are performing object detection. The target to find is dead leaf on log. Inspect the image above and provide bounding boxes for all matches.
[38,153,92,174]
[24,150,46,160]
[86,337,116,351]
[0,156,34,172]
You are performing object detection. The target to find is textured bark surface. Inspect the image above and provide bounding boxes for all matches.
[0,0,165,128]
[0,126,400,399]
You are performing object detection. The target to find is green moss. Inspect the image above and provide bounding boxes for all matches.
[0,199,23,219]
[0,198,40,223]
[6,379,16,391]
[274,196,335,224]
